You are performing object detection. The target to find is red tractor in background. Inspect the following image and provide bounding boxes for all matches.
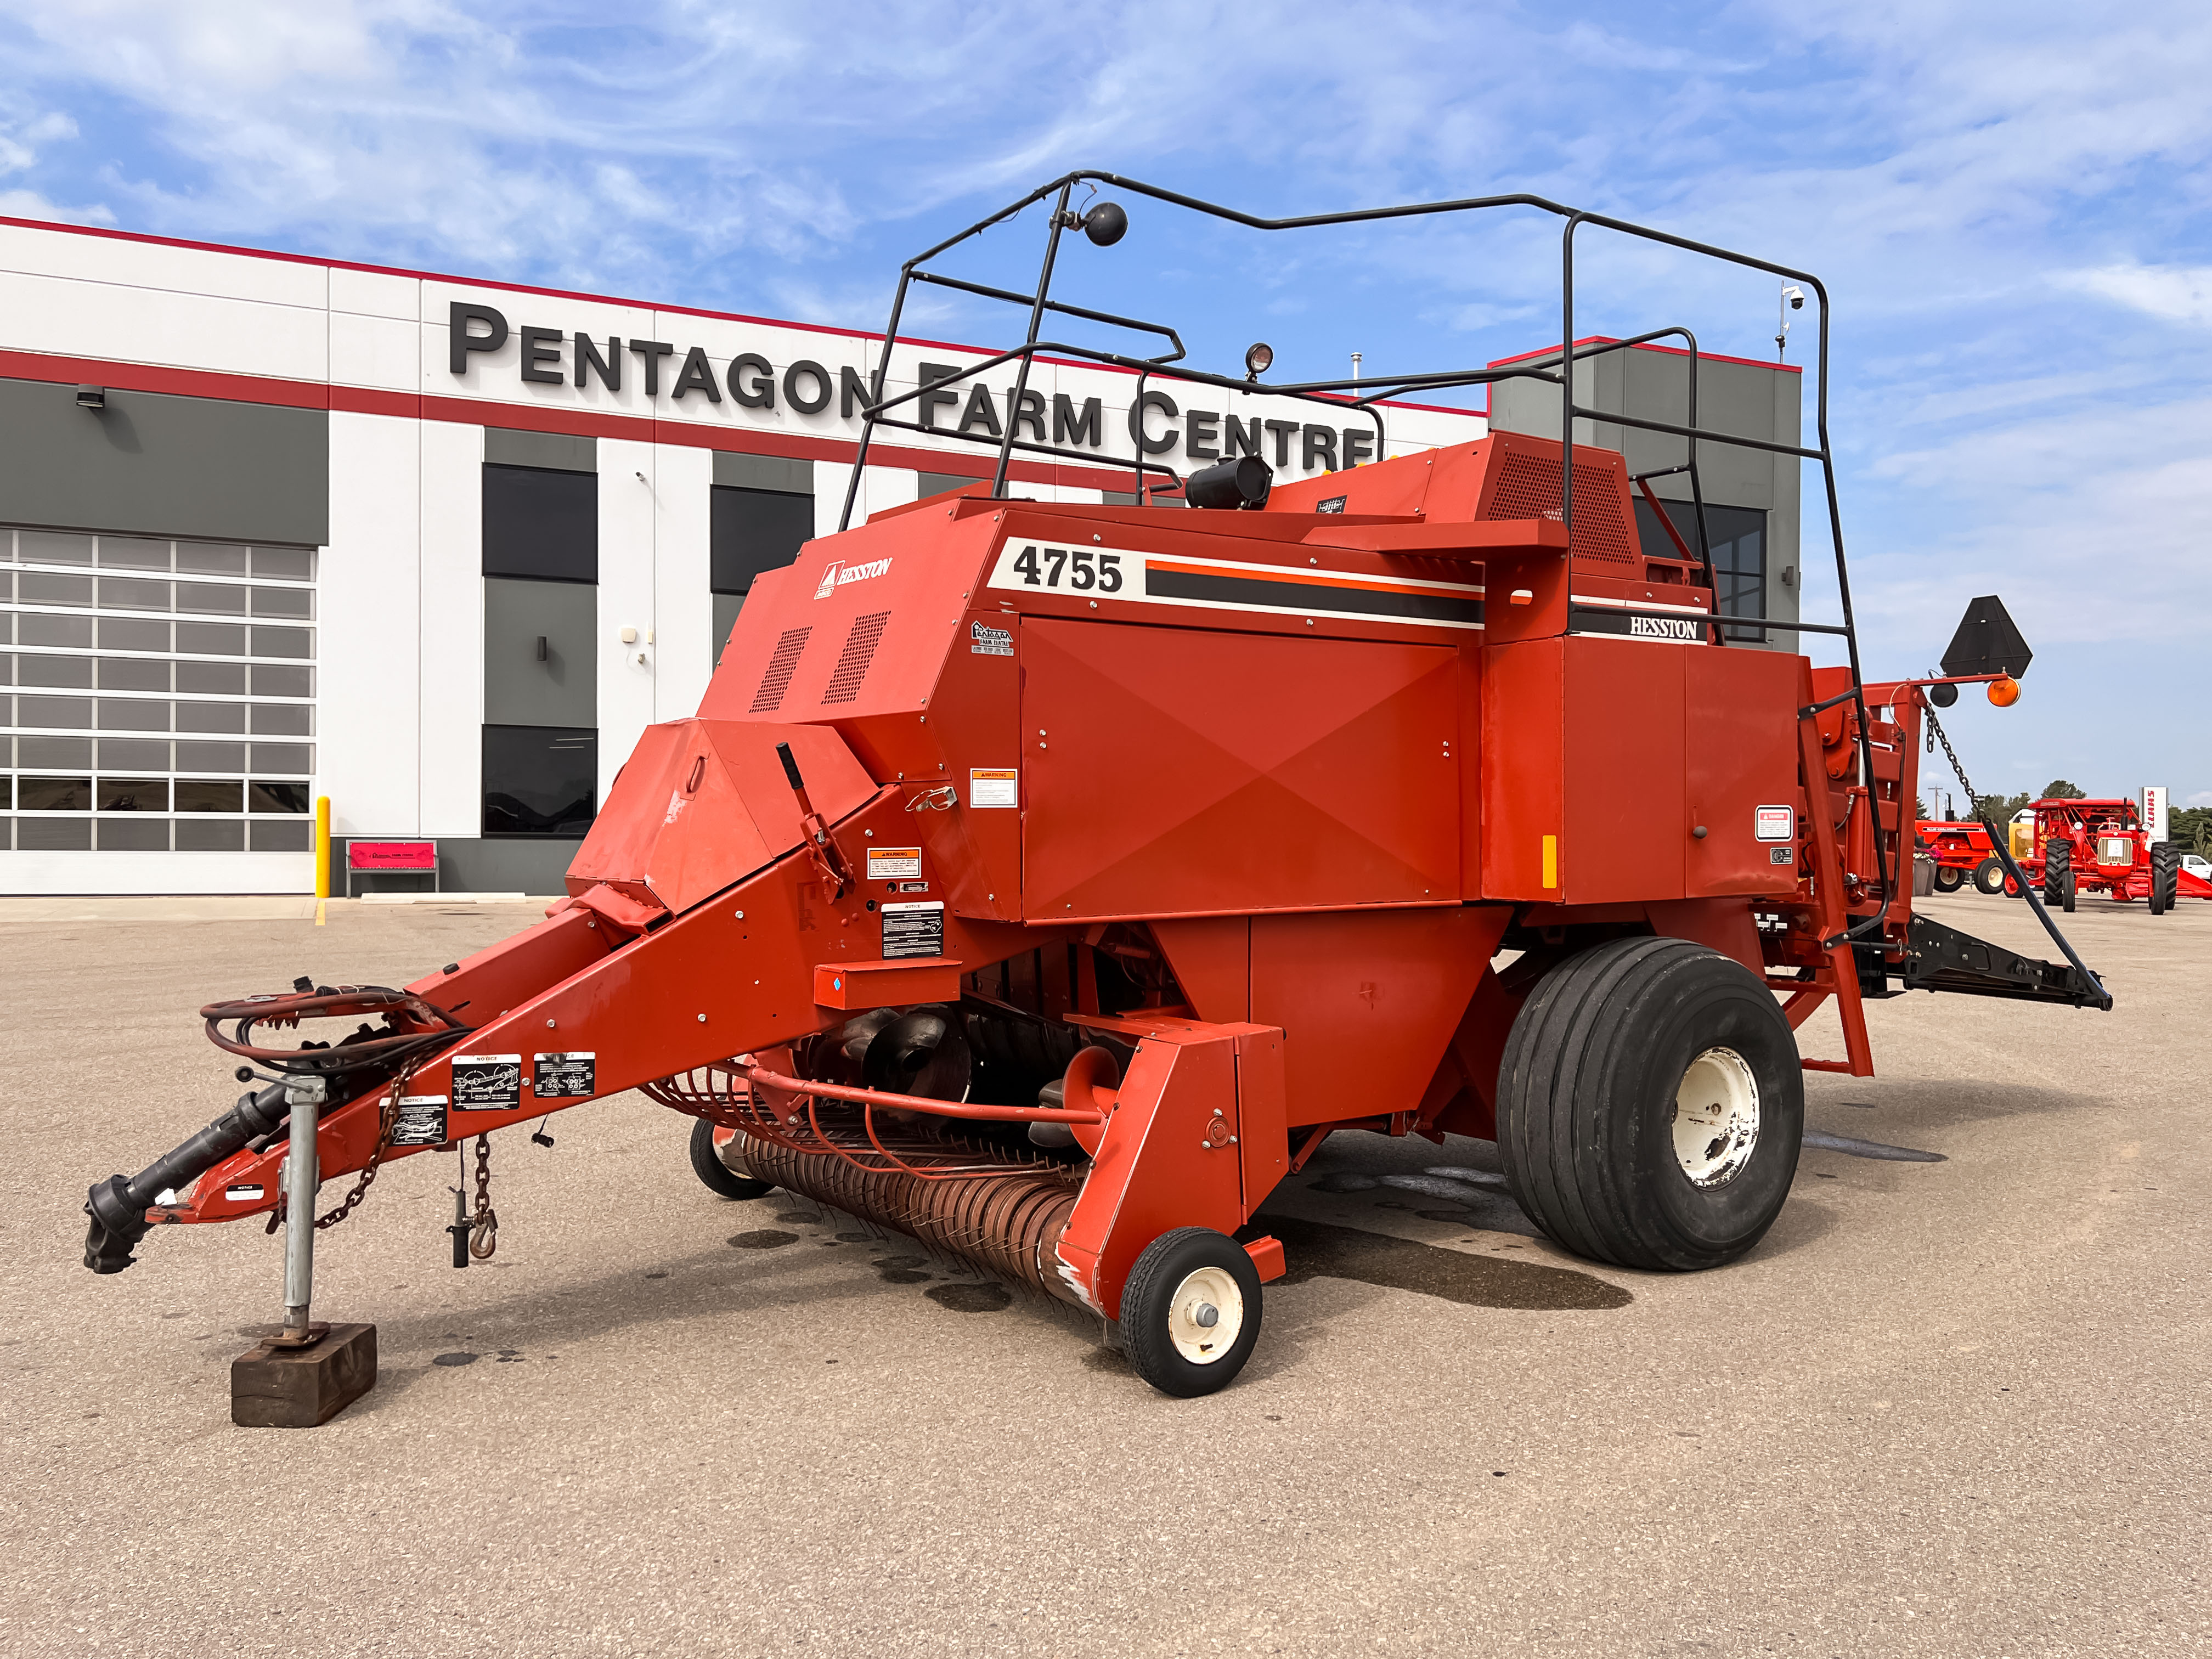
[2011,798,2210,915]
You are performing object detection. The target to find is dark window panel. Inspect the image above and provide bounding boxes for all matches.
[176,701,247,733]
[98,656,171,692]
[249,663,312,698]
[176,778,244,812]
[98,616,169,652]
[248,780,312,814]
[176,582,247,616]
[0,776,9,809]
[249,743,313,774]
[20,736,92,768]
[19,532,93,565]
[713,590,743,668]
[0,611,10,642]
[19,695,92,729]
[176,542,249,576]
[251,548,314,581]
[20,571,94,606]
[175,741,246,772]
[250,586,314,618]
[98,699,171,732]
[483,725,597,837]
[177,660,247,695]
[483,463,599,583]
[20,654,93,689]
[22,613,93,649]
[97,777,167,811]
[177,817,245,850]
[176,622,247,656]
[250,819,312,851]
[19,776,91,810]
[98,817,171,850]
[98,738,170,771]
[249,703,313,736]
[0,651,11,685]
[98,538,171,571]
[249,626,313,659]
[710,486,814,595]
[98,577,171,611]
[18,817,90,849]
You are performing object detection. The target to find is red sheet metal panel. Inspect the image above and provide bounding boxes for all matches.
[564,718,876,914]
[1683,646,1803,898]
[1019,618,1460,919]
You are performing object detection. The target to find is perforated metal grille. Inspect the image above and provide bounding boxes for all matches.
[821,611,890,706]
[1484,450,1639,567]
[749,627,811,713]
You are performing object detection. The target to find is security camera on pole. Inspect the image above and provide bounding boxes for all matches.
[1777,284,1805,360]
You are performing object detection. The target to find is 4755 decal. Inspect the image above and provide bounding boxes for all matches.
[1007,544,1125,592]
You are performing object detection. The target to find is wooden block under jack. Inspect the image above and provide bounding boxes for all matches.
[230,1323,377,1427]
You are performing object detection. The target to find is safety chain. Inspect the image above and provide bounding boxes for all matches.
[313,1059,414,1232]
[469,1132,499,1260]
[1921,697,1980,812]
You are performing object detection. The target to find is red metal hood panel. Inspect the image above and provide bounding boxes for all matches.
[565,719,877,915]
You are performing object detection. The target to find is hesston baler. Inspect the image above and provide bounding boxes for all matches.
[81,176,2112,1407]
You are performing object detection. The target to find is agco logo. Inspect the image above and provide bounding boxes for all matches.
[815,556,893,599]
[1630,614,1704,640]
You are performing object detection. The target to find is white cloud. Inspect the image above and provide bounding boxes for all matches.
[2062,262,2212,325]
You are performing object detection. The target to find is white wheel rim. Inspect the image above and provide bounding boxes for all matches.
[1165,1266,1244,1364]
[1671,1046,1761,1187]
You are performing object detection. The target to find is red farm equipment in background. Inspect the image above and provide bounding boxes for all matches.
[2010,797,2210,914]
[80,174,2113,1411]
[1915,819,2004,894]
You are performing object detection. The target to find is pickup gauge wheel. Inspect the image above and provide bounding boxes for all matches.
[1119,1227,1263,1398]
[689,1118,773,1201]
[1497,938,1804,1272]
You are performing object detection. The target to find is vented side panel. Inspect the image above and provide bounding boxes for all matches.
[821,611,890,706]
[1483,450,1639,568]
[749,626,811,714]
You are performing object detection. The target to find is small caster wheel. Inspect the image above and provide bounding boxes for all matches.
[1119,1227,1262,1398]
[689,1118,772,1201]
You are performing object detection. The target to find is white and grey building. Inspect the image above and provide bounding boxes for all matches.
[0,217,1796,895]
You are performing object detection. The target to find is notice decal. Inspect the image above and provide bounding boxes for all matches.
[969,768,1019,808]
[867,846,922,880]
[224,1184,266,1203]
[533,1053,596,1098]
[452,1054,523,1110]
[882,900,946,960]
[390,1094,451,1147]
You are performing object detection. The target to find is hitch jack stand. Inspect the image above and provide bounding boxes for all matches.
[230,1076,376,1426]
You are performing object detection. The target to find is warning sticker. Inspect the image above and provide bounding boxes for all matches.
[1754,805,1795,842]
[882,900,946,960]
[452,1053,522,1110]
[1770,847,1795,865]
[390,1094,451,1147]
[866,845,922,880]
[969,768,1019,808]
[533,1053,596,1098]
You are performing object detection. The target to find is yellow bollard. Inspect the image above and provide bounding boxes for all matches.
[314,795,331,926]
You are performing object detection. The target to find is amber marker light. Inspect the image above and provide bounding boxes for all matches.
[1988,675,2022,707]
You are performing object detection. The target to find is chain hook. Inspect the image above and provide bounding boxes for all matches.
[469,1132,499,1260]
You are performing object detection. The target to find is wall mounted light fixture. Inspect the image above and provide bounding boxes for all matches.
[75,385,105,409]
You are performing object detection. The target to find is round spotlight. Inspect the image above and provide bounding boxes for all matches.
[1081,202,1127,247]
[1928,681,1959,708]
[1244,342,1274,380]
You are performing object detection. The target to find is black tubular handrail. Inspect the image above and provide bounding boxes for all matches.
[837,171,1886,935]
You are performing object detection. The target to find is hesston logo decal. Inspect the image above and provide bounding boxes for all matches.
[1629,615,1706,640]
[815,556,893,599]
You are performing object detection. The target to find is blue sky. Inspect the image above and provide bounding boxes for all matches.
[2,1,2208,807]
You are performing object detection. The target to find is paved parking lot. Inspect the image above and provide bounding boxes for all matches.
[2,890,2205,1656]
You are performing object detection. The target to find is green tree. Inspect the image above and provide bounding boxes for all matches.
[1975,791,2030,821]
[2041,778,2087,800]
[2169,805,2212,855]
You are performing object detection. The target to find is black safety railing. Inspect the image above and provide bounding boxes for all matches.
[836,172,1884,938]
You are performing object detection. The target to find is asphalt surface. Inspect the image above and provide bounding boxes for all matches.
[2,890,2204,1656]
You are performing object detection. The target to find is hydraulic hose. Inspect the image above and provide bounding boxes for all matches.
[82,1083,290,1273]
